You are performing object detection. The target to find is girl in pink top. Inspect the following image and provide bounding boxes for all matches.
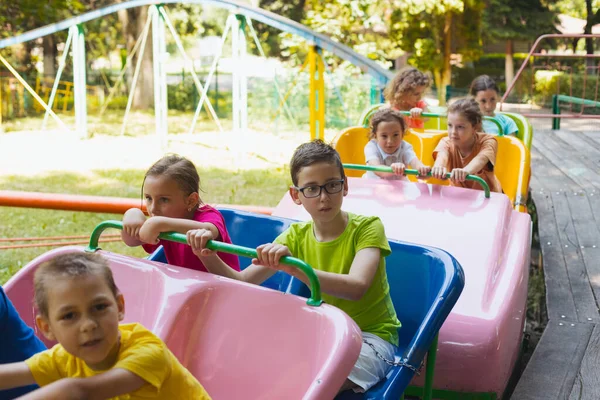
[121,154,240,273]
[384,67,431,129]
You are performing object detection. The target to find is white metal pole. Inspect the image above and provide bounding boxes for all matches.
[42,28,73,130]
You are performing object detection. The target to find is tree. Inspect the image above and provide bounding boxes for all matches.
[584,0,600,68]
[302,0,404,66]
[394,0,484,104]
[483,0,557,87]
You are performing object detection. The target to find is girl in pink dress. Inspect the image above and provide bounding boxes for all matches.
[121,154,240,273]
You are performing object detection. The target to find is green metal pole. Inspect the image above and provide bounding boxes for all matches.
[85,220,323,307]
[552,94,560,130]
[423,334,439,400]
[71,24,88,139]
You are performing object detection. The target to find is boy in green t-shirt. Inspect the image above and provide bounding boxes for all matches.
[187,139,401,394]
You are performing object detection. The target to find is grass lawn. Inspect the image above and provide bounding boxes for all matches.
[0,166,290,284]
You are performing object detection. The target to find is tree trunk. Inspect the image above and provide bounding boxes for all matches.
[585,0,595,70]
[118,5,154,109]
[42,35,57,80]
[505,40,514,88]
[439,12,453,105]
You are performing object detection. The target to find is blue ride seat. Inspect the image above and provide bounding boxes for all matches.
[333,239,465,400]
[147,208,308,294]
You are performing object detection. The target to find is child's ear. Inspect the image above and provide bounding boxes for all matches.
[289,186,302,205]
[36,315,56,341]
[343,177,349,196]
[116,293,125,321]
[187,192,200,211]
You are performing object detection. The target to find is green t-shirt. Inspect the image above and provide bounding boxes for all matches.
[275,212,400,346]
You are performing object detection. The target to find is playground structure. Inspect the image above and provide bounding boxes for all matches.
[0,0,392,142]
[3,1,600,398]
[501,33,600,130]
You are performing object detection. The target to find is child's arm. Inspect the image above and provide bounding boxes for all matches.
[364,141,394,179]
[431,150,449,179]
[450,139,496,183]
[121,208,147,247]
[186,229,276,284]
[139,216,220,245]
[409,158,432,177]
[256,243,380,301]
[366,159,397,179]
[18,368,146,400]
[0,362,36,391]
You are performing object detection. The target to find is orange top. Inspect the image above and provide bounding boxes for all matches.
[393,100,427,129]
[433,132,503,193]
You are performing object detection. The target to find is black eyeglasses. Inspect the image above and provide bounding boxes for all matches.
[294,180,345,198]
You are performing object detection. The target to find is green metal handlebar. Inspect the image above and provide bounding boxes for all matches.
[85,220,323,306]
[343,163,491,198]
[360,104,505,136]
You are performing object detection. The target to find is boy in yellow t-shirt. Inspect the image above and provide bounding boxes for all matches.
[0,252,210,400]
[187,139,401,394]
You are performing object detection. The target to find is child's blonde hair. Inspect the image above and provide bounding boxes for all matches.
[369,108,408,140]
[447,98,483,129]
[384,67,431,107]
[34,252,119,317]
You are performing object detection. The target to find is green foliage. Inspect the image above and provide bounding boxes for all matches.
[0,166,290,283]
[482,0,558,42]
[534,70,600,111]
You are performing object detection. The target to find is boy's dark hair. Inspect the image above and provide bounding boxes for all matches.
[384,67,431,108]
[369,107,408,139]
[34,252,119,317]
[469,75,500,97]
[448,98,483,128]
[290,140,345,186]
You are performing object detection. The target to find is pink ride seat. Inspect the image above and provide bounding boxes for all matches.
[5,246,362,400]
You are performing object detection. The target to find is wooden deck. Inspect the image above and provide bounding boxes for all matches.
[511,129,600,399]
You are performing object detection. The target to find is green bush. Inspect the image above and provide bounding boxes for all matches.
[534,70,600,113]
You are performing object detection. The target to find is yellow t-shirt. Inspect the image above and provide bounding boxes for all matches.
[25,323,210,399]
[275,212,401,346]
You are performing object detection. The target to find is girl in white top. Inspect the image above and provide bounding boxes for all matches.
[363,107,431,180]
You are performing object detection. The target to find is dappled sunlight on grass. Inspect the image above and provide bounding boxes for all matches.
[0,166,290,284]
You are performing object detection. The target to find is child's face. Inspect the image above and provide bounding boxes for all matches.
[375,120,404,155]
[290,162,348,224]
[398,85,426,109]
[447,112,477,149]
[36,274,125,370]
[144,175,198,218]
[474,89,498,116]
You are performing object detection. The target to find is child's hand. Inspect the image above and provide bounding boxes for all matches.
[431,166,447,180]
[252,243,293,272]
[390,162,406,176]
[410,107,423,119]
[417,165,431,177]
[187,229,216,257]
[122,208,146,239]
[450,168,469,183]
[138,217,164,245]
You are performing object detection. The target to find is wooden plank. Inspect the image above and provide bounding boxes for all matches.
[530,141,578,192]
[551,190,600,323]
[530,145,583,321]
[572,130,600,154]
[567,191,600,317]
[553,131,600,178]
[581,130,600,148]
[511,320,593,400]
[569,324,600,400]
[531,189,579,322]
[534,132,600,191]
